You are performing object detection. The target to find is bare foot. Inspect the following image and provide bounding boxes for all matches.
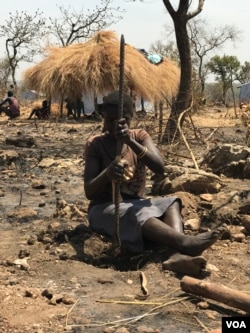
[162,253,207,275]
[180,226,226,257]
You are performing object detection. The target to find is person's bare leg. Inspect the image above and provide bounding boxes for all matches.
[162,200,184,233]
[142,217,225,256]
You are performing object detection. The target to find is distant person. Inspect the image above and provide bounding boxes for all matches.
[75,97,84,119]
[9,84,16,95]
[65,96,84,119]
[0,91,20,119]
[65,97,75,118]
[28,100,50,120]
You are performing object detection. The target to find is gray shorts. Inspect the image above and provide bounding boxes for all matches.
[88,196,180,252]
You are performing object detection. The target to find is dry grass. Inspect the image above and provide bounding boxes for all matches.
[22,30,180,102]
[192,107,243,128]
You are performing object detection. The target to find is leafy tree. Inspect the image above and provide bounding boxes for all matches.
[188,18,240,97]
[237,61,250,84]
[0,10,46,88]
[207,55,241,112]
[0,57,11,90]
[47,0,124,46]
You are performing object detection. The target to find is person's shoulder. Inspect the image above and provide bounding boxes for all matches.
[131,128,148,134]
[130,128,151,140]
[86,132,105,144]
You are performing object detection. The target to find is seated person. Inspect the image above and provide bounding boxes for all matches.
[28,100,50,119]
[0,91,20,119]
[83,91,225,275]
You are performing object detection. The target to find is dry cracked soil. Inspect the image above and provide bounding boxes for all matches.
[0,105,250,333]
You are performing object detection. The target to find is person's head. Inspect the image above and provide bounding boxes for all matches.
[7,91,13,97]
[102,91,133,134]
[42,100,48,107]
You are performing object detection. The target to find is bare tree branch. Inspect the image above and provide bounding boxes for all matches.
[187,0,205,20]
[47,0,124,46]
[0,10,46,86]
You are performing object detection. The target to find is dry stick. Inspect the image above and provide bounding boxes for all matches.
[193,315,210,333]
[68,312,159,329]
[204,127,219,142]
[95,297,189,329]
[122,297,190,326]
[65,296,88,329]
[96,299,163,305]
[187,112,204,143]
[66,296,189,329]
[19,190,22,206]
[177,104,199,170]
[140,271,149,296]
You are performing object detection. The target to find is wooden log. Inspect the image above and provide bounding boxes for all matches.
[180,276,250,313]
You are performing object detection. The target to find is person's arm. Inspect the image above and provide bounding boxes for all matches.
[0,98,8,107]
[127,137,165,174]
[84,155,127,200]
[116,119,165,174]
[84,156,109,200]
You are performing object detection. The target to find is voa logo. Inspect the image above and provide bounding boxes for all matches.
[226,320,246,328]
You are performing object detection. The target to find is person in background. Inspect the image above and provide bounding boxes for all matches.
[65,97,75,118]
[9,84,16,95]
[75,96,84,119]
[0,91,20,119]
[28,100,50,120]
[83,91,225,275]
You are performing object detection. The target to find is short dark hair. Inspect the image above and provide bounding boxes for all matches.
[7,91,13,97]
[103,91,132,117]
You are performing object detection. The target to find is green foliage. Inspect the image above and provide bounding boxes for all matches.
[237,61,250,84]
[206,55,241,104]
[207,55,241,82]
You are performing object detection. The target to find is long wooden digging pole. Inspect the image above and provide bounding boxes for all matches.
[113,34,125,250]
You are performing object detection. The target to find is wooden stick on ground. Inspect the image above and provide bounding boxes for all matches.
[180,276,250,313]
[177,102,199,170]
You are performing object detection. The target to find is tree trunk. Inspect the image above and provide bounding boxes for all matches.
[162,17,192,143]
[230,85,237,118]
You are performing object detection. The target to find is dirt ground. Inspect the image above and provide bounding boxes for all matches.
[0,104,250,333]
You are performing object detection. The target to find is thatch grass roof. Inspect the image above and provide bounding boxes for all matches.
[23,31,180,101]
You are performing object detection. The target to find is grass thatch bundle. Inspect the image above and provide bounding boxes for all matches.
[23,30,180,101]
[155,57,180,100]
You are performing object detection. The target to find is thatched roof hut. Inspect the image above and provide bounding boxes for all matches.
[23,31,180,102]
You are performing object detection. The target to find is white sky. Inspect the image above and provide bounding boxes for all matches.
[0,0,249,79]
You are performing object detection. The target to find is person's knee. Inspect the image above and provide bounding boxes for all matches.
[168,199,182,212]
